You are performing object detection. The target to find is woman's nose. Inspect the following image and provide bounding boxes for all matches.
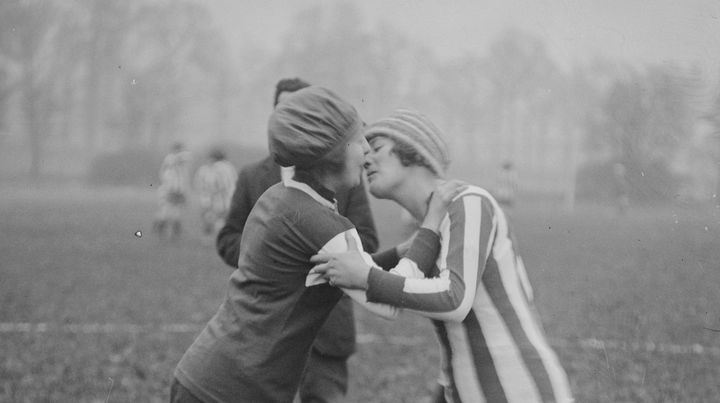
[361,137,370,154]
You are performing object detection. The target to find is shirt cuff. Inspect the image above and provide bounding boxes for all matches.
[366,267,405,306]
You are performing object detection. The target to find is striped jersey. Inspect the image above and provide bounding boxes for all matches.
[159,150,191,195]
[366,185,573,403]
[194,160,238,211]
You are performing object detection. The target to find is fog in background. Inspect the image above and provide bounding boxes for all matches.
[2,0,720,206]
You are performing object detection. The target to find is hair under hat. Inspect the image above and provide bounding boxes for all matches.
[273,77,311,107]
[364,109,450,177]
[268,86,363,168]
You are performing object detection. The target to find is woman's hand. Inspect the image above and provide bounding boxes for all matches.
[309,233,372,290]
[421,180,468,233]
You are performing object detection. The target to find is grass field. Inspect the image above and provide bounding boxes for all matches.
[1,184,720,402]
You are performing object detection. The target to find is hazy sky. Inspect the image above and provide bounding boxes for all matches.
[207,0,720,77]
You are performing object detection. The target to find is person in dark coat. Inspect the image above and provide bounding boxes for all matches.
[215,79,378,403]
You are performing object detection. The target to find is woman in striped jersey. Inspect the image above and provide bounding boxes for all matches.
[171,88,461,403]
[310,109,574,403]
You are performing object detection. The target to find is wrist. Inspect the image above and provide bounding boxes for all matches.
[364,265,379,291]
[363,265,382,290]
[419,221,440,235]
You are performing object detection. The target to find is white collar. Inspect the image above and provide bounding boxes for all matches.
[284,177,337,212]
[280,166,295,184]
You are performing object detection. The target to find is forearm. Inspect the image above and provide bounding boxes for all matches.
[369,195,498,322]
[365,268,471,322]
[370,227,440,274]
[401,228,440,277]
[361,229,471,320]
[342,287,399,320]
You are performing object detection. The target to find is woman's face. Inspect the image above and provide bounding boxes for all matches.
[338,130,370,189]
[364,136,406,199]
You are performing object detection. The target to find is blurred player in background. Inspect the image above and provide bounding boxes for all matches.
[194,148,237,239]
[495,159,518,209]
[612,161,630,216]
[154,142,192,240]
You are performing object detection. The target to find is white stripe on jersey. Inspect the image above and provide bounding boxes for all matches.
[471,291,543,402]
[470,190,572,401]
[469,186,572,402]
[401,273,451,294]
[404,195,483,322]
[515,256,535,302]
[445,321,486,403]
[492,237,573,400]
[390,257,429,279]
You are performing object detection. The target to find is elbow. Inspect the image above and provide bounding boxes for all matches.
[443,305,472,323]
[424,302,469,323]
[437,292,472,323]
[440,278,472,322]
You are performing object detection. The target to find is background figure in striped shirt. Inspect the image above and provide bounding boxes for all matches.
[494,159,518,210]
[153,142,192,240]
[310,109,574,403]
[193,148,237,238]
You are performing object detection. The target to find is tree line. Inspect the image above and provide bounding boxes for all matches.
[2,1,719,202]
[0,0,228,178]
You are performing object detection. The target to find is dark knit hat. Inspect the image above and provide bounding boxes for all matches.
[268,86,363,168]
[364,109,450,177]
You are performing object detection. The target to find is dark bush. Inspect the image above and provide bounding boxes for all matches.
[627,159,683,203]
[576,159,682,204]
[575,161,616,202]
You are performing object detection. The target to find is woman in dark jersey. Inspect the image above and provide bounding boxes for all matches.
[170,87,459,403]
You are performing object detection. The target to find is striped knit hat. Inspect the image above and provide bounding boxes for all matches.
[364,109,450,177]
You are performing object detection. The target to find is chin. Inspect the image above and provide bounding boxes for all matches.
[340,174,361,191]
[368,182,391,200]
